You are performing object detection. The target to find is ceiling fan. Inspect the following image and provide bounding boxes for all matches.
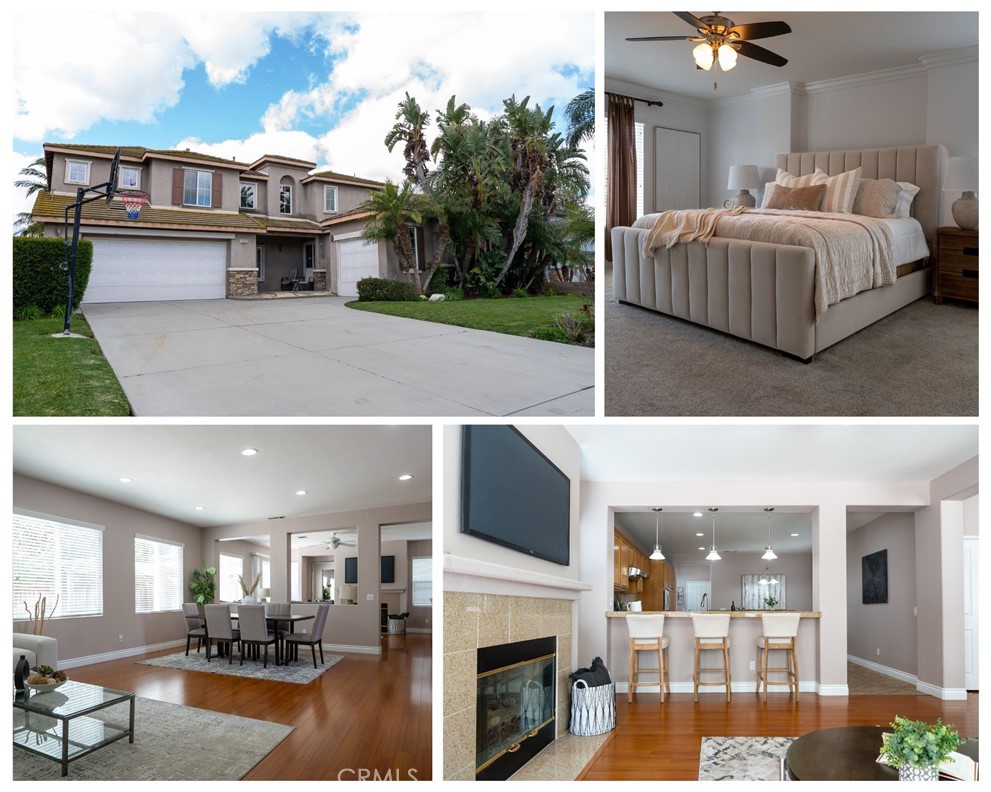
[326,533,357,549]
[627,12,792,88]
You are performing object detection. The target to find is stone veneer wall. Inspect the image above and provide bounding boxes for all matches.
[444,591,574,781]
[227,268,258,297]
[313,269,327,291]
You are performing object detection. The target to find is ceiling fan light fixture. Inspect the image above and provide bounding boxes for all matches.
[717,43,738,71]
[693,42,714,70]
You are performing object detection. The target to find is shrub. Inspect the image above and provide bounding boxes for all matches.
[512,288,528,298]
[355,277,419,302]
[530,326,571,344]
[554,302,595,347]
[427,266,453,293]
[13,237,93,312]
[441,287,464,301]
[14,305,44,322]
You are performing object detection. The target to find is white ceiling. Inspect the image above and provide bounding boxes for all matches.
[13,425,431,528]
[605,11,978,101]
[236,522,434,551]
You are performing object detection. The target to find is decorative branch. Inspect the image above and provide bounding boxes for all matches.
[238,572,262,596]
[23,594,59,635]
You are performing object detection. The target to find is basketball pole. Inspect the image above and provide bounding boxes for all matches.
[61,184,116,335]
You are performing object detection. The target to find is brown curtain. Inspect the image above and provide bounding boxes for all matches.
[606,93,637,261]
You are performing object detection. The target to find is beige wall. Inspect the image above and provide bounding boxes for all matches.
[847,513,918,675]
[13,474,203,666]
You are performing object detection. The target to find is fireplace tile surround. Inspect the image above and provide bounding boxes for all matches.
[443,591,574,781]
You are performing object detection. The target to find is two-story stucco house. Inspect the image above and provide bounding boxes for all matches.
[31,144,437,302]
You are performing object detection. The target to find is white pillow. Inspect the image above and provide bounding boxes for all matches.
[814,167,862,214]
[893,182,921,218]
[760,181,777,209]
[775,168,824,189]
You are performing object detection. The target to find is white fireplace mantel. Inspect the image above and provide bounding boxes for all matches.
[443,553,593,600]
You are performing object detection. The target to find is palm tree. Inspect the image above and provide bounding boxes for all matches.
[384,93,432,189]
[564,88,594,150]
[360,181,424,290]
[14,156,47,236]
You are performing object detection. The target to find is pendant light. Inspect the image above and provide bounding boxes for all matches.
[762,507,778,561]
[706,507,721,561]
[649,508,665,561]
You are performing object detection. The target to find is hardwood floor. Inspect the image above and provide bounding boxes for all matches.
[578,691,979,781]
[69,632,432,780]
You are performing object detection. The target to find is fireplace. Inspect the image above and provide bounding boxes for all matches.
[476,636,556,781]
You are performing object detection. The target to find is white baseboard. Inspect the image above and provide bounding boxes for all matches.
[817,684,850,696]
[847,654,918,685]
[915,680,969,700]
[59,639,186,669]
[406,627,432,634]
[324,643,381,655]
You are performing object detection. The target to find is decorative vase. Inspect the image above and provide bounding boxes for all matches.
[898,764,939,781]
[951,192,978,231]
[14,654,30,691]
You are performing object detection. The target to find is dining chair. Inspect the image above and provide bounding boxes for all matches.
[238,604,277,668]
[284,604,329,668]
[204,604,241,664]
[182,602,206,656]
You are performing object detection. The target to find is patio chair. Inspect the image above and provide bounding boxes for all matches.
[238,605,277,668]
[281,269,299,291]
[183,602,206,656]
[204,604,241,664]
[284,604,329,668]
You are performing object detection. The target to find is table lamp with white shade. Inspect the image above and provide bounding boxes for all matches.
[943,156,978,230]
[725,165,760,208]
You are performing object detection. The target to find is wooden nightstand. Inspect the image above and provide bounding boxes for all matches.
[932,226,978,304]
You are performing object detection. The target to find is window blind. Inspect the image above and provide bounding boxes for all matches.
[13,510,103,620]
[134,535,184,613]
[411,556,432,608]
[219,553,242,602]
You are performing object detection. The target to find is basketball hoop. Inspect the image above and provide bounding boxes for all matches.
[119,190,148,220]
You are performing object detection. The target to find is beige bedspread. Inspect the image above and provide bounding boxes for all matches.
[633,208,896,319]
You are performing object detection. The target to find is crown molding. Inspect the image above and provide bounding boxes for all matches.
[919,46,979,69]
[803,62,926,95]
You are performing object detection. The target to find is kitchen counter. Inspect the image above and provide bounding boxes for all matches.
[607,611,820,695]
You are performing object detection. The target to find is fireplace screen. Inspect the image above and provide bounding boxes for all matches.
[476,643,555,774]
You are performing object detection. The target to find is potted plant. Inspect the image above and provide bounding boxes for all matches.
[189,560,217,605]
[239,572,262,603]
[880,716,961,781]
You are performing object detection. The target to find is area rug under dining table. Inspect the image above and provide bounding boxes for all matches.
[13,696,293,780]
[137,650,343,683]
[698,736,797,781]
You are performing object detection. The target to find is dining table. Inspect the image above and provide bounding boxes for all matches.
[195,612,314,665]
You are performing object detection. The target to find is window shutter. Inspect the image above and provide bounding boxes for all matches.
[212,172,223,209]
[172,168,183,206]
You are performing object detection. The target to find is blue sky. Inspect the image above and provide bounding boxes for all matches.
[10,10,594,223]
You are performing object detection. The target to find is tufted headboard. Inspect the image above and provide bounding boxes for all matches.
[776,144,944,242]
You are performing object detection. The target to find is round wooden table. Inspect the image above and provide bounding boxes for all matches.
[784,726,978,781]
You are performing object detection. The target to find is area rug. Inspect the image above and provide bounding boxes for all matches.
[13,696,293,780]
[698,736,796,781]
[137,649,343,684]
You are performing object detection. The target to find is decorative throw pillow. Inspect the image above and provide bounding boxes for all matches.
[814,166,862,213]
[852,178,902,217]
[759,182,777,209]
[775,168,824,189]
[893,182,921,218]
[766,183,827,211]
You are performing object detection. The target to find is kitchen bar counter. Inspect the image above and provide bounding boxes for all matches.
[607,611,821,696]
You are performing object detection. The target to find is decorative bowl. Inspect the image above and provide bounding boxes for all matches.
[25,679,67,692]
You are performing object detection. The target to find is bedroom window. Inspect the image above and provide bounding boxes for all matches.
[119,166,141,190]
[603,119,645,217]
[183,169,213,207]
[324,185,338,213]
[134,535,183,613]
[65,159,90,185]
[12,510,104,620]
[240,183,256,210]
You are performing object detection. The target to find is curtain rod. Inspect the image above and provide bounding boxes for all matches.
[606,91,663,108]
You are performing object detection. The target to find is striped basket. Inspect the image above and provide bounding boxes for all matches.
[569,680,616,736]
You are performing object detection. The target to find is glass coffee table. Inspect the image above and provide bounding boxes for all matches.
[13,680,135,777]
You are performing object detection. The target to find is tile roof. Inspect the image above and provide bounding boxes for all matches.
[305,170,386,188]
[43,143,252,168]
[32,192,266,232]
[250,214,324,233]
[319,207,376,227]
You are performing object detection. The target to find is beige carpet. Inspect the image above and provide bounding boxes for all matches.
[604,265,978,416]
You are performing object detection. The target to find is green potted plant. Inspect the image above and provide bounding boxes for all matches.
[189,560,218,605]
[880,716,961,781]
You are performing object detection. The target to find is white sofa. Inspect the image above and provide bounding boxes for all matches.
[13,634,58,671]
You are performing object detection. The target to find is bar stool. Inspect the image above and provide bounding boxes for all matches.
[691,613,731,702]
[756,612,801,702]
[626,614,670,703]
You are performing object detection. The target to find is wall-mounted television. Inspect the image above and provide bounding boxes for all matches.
[460,425,570,566]
[345,556,358,585]
[381,555,395,584]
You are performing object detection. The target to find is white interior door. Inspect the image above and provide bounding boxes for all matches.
[963,536,979,690]
[654,126,701,211]
[684,580,711,613]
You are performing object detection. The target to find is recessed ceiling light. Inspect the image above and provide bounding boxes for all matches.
[693,512,703,517]
[398,474,413,481]
[698,546,706,551]
[791,532,799,537]
[119,477,132,483]
[241,448,258,456]
[296,490,307,496]
[195,506,205,511]
[696,532,704,537]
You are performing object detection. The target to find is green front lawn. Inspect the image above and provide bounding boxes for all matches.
[347,294,593,345]
[13,316,131,416]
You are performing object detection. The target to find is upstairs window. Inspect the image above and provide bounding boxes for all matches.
[119,166,141,189]
[134,535,183,614]
[279,184,293,215]
[183,170,213,207]
[240,183,256,210]
[324,185,338,213]
[65,160,90,185]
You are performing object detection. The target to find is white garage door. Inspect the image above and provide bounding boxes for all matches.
[85,238,227,303]
[337,238,380,297]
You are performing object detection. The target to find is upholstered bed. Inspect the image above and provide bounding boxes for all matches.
[611,144,944,361]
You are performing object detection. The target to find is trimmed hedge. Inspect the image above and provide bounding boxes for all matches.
[356,277,418,302]
[13,237,93,312]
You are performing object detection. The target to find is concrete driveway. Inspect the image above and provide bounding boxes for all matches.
[82,298,594,416]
